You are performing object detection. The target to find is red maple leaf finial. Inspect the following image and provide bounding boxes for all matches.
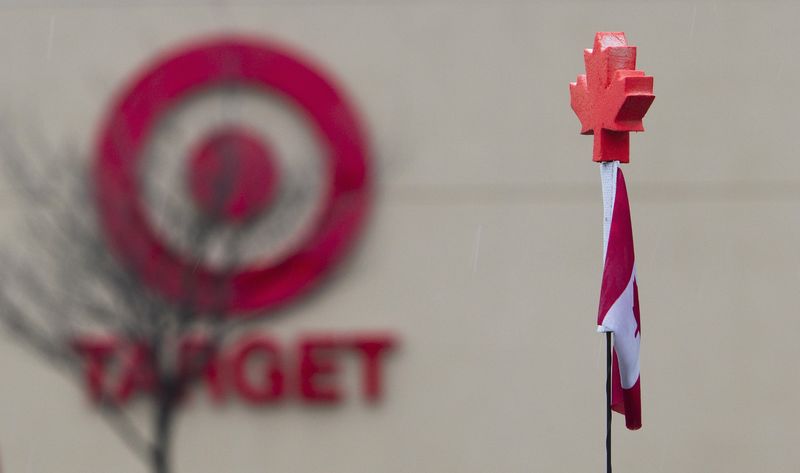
[570,32,655,163]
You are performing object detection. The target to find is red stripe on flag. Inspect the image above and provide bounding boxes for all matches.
[611,352,642,430]
[597,168,634,326]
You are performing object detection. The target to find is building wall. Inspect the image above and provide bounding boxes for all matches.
[0,1,798,471]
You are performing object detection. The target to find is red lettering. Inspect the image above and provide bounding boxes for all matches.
[299,336,341,403]
[72,336,117,403]
[351,335,396,402]
[230,335,284,403]
[178,335,225,403]
[70,331,399,407]
[115,342,155,403]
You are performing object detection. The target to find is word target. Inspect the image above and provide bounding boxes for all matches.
[95,37,371,315]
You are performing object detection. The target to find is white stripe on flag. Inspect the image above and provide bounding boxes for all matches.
[600,161,618,261]
[598,266,641,389]
[598,160,619,334]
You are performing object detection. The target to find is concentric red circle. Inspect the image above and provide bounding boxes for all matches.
[94,37,370,315]
[187,127,280,223]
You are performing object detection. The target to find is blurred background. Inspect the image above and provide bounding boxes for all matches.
[0,0,799,472]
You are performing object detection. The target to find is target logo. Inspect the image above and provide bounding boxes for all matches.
[94,36,371,315]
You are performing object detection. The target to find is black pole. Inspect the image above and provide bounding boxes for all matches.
[606,332,612,473]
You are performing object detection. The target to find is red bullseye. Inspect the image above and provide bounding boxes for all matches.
[95,37,370,315]
[188,128,279,222]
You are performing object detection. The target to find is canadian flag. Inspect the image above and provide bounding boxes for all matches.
[598,161,642,430]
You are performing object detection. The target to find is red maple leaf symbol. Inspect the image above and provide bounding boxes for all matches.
[570,32,655,163]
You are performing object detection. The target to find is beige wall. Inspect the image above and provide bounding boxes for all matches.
[0,1,799,471]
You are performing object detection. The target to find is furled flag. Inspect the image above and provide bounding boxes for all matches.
[598,160,641,430]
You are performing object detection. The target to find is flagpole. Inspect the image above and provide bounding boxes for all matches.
[606,332,612,473]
